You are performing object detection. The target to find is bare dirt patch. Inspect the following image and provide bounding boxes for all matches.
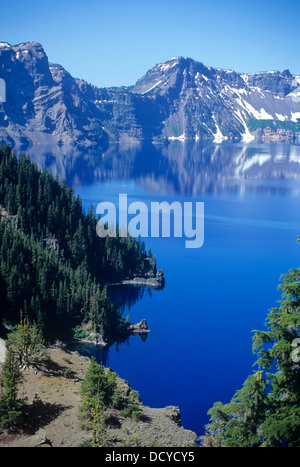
[0,347,197,447]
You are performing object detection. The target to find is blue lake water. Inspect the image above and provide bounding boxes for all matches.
[46,141,300,438]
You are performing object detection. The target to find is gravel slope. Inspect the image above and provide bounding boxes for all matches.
[0,347,198,448]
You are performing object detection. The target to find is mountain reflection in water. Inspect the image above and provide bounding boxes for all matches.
[23,141,300,197]
[19,140,300,436]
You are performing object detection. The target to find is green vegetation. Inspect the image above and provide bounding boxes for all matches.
[79,357,144,422]
[79,357,145,446]
[0,144,152,341]
[248,118,300,133]
[0,315,44,429]
[201,246,300,447]
[90,402,109,447]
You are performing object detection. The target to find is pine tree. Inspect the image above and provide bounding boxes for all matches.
[202,245,300,447]
[0,144,154,341]
[90,402,109,447]
[0,341,23,429]
[251,264,300,447]
[80,357,103,418]
[6,312,45,370]
[203,373,268,447]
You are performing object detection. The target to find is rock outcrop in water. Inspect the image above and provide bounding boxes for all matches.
[1,41,300,151]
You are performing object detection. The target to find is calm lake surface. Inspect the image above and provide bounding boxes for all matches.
[33,141,300,438]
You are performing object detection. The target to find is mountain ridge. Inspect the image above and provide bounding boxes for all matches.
[0,41,300,151]
[131,55,300,143]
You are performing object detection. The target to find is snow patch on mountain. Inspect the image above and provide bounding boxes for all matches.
[1,44,300,147]
[168,133,186,141]
[235,109,255,142]
[159,58,180,72]
[275,113,288,121]
[142,80,163,94]
[212,115,228,143]
[291,112,300,122]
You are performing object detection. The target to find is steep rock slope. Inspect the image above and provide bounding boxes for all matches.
[1,42,300,149]
[131,57,300,143]
[0,42,108,150]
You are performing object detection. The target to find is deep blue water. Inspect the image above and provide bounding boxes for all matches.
[61,141,300,438]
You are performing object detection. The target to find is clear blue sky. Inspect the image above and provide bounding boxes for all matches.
[1,0,300,87]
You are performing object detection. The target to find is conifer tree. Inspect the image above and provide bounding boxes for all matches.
[90,402,109,447]
[7,312,45,370]
[0,144,154,341]
[0,341,23,429]
[202,244,300,447]
[251,263,300,447]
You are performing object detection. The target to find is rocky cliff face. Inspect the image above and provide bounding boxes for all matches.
[1,42,300,150]
[0,42,108,151]
[131,57,300,143]
[249,125,300,144]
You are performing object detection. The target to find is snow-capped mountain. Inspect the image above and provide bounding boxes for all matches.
[131,56,300,143]
[0,42,300,152]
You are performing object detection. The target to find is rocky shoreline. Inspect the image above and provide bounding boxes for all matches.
[254,127,300,144]
[105,267,165,290]
[57,318,151,349]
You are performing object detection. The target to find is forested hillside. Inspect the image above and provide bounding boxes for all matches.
[0,144,154,341]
